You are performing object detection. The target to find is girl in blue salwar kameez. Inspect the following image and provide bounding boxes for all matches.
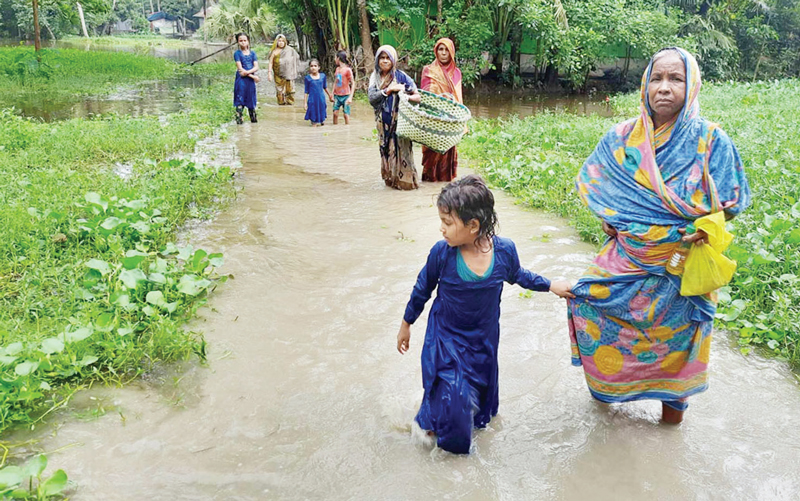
[397,175,574,454]
[233,33,259,124]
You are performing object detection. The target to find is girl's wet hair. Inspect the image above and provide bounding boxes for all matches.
[235,33,249,43]
[336,51,350,66]
[437,175,498,246]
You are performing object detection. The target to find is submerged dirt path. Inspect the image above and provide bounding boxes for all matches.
[28,98,800,500]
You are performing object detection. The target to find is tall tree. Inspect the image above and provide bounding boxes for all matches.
[356,0,374,71]
[31,0,41,54]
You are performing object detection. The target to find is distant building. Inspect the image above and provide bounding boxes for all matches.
[111,19,134,34]
[147,12,178,35]
[192,1,218,29]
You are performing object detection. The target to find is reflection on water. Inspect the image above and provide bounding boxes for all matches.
[13,88,800,500]
[8,75,217,122]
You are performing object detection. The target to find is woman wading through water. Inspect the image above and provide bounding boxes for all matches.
[568,47,751,424]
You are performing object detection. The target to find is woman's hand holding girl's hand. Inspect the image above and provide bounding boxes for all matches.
[397,321,411,354]
[549,280,575,299]
[679,227,709,246]
[602,221,617,238]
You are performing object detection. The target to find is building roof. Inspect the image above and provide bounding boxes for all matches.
[147,12,176,22]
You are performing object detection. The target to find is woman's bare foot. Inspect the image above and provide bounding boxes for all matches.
[662,402,685,424]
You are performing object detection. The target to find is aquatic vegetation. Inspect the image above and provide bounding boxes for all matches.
[0,47,229,110]
[0,62,236,433]
[0,454,68,500]
[461,79,800,368]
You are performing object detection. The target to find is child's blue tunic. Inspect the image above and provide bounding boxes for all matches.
[233,50,258,109]
[304,73,328,124]
[404,237,551,454]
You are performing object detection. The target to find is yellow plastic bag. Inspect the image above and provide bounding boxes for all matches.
[680,212,737,296]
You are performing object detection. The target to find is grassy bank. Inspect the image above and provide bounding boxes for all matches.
[461,80,800,368]
[0,49,236,434]
[0,47,186,107]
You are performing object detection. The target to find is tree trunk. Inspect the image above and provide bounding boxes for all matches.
[44,20,55,40]
[437,0,443,25]
[357,0,374,73]
[32,0,42,55]
[622,44,631,81]
[76,2,90,38]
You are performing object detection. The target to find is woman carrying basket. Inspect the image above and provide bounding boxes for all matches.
[368,45,421,190]
[420,38,463,182]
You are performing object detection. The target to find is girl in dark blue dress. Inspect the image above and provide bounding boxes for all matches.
[303,59,333,126]
[233,33,259,124]
[397,175,574,454]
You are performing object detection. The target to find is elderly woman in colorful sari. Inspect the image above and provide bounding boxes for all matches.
[267,34,300,105]
[368,45,421,190]
[419,38,463,182]
[568,47,751,424]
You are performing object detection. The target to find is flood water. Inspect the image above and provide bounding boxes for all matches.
[7,74,219,122]
[13,86,800,499]
[3,39,614,122]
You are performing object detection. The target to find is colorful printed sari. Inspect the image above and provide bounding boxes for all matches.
[420,38,462,182]
[568,48,751,409]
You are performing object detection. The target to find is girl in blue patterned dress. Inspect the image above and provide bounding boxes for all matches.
[396,175,574,454]
[303,59,333,126]
[233,33,259,124]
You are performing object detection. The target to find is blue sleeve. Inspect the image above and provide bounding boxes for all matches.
[399,71,417,94]
[503,239,551,291]
[403,242,445,325]
[304,76,310,94]
[252,52,257,61]
[234,50,241,63]
[323,73,327,90]
[708,127,751,217]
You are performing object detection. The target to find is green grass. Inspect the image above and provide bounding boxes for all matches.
[461,79,800,368]
[0,49,236,434]
[0,47,186,106]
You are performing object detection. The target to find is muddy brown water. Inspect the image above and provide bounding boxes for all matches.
[11,85,800,500]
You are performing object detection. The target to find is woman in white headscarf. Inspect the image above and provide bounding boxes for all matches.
[367,45,421,190]
[267,34,300,105]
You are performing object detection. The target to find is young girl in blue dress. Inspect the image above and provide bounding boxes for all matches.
[233,33,259,124]
[303,59,333,126]
[397,175,574,454]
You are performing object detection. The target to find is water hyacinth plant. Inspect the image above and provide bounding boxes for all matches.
[0,51,239,434]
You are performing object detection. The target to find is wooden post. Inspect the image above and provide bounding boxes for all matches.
[32,0,42,56]
[76,2,90,38]
[203,0,207,44]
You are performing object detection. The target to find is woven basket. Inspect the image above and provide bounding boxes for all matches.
[397,90,472,154]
